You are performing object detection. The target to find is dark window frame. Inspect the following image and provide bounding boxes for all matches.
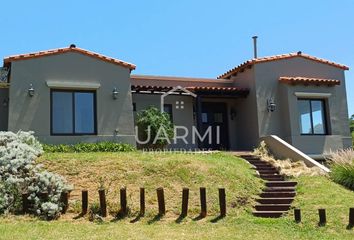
[298,98,328,136]
[50,89,97,136]
[163,104,173,123]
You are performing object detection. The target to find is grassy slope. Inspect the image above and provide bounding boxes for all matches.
[1,153,354,240]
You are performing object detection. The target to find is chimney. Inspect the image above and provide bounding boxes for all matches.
[252,36,258,59]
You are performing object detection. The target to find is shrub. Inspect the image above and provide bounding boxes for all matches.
[0,131,72,219]
[326,148,354,190]
[42,142,135,153]
[136,107,174,149]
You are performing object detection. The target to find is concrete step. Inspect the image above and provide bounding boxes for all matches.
[255,204,291,211]
[260,175,285,181]
[260,192,296,198]
[263,187,296,192]
[253,211,286,218]
[254,166,277,171]
[256,198,294,204]
[265,181,297,187]
[258,170,279,175]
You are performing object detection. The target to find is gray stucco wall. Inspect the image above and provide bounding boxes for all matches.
[132,93,197,149]
[7,52,135,145]
[0,88,9,131]
[253,57,351,154]
[230,67,259,150]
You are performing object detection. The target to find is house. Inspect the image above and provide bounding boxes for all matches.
[0,44,351,159]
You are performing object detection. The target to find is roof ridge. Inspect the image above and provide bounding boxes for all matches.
[217,52,349,79]
[3,46,136,70]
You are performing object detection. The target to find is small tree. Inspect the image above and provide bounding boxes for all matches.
[136,107,174,149]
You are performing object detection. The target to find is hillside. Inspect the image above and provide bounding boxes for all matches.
[1,152,354,239]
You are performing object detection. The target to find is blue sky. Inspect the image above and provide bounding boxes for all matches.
[1,0,353,116]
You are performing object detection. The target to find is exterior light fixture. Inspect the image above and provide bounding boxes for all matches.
[28,84,35,97]
[267,98,276,112]
[112,87,119,99]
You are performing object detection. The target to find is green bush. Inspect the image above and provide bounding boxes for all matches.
[327,149,354,190]
[136,107,174,149]
[42,142,135,153]
[330,164,354,190]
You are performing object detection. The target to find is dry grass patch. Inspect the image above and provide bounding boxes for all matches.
[37,152,262,220]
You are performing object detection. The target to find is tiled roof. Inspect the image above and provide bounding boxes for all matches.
[279,76,340,86]
[3,45,136,70]
[218,52,349,79]
[131,84,249,95]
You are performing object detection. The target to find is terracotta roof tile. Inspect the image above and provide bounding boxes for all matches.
[3,46,136,70]
[218,52,349,79]
[279,76,340,86]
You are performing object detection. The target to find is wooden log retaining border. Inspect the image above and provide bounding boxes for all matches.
[181,188,189,217]
[120,187,127,215]
[60,191,69,214]
[156,187,166,216]
[98,189,107,217]
[200,187,207,218]
[294,208,301,223]
[219,188,226,217]
[140,187,145,216]
[82,190,88,215]
[318,209,326,226]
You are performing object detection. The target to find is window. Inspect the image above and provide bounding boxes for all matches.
[163,104,173,122]
[51,90,96,135]
[133,103,136,111]
[298,99,327,135]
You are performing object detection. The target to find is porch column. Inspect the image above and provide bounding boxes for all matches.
[196,96,202,148]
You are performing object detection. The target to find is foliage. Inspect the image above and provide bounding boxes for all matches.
[136,107,174,149]
[0,131,71,219]
[326,148,354,190]
[42,142,135,153]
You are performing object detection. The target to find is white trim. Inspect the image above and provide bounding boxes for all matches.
[294,92,332,98]
[46,80,101,90]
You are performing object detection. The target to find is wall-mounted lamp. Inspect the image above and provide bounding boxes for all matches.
[112,87,119,99]
[267,98,276,112]
[230,107,237,120]
[2,97,9,108]
[28,84,35,97]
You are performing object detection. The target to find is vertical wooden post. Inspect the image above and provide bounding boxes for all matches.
[22,193,29,214]
[60,191,69,214]
[140,187,145,216]
[200,187,207,218]
[349,208,354,227]
[318,209,326,226]
[181,188,189,217]
[294,208,301,223]
[219,188,226,217]
[156,187,165,216]
[120,187,127,215]
[40,191,49,202]
[82,190,88,215]
[98,189,107,217]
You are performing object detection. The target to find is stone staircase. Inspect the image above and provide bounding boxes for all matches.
[240,154,297,218]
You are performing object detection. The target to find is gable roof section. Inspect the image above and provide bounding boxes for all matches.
[279,76,340,86]
[217,52,349,79]
[3,45,136,70]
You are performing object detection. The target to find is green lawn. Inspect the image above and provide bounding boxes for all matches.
[0,152,354,240]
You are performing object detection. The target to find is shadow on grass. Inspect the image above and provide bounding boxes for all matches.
[192,214,206,221]
[111,210,128,222]
[130,214,143,223]
[346,224,353,230]
[175,214,186,223]
[210,215,225,223]
[147,214,163,224]
[73,213,86,220]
